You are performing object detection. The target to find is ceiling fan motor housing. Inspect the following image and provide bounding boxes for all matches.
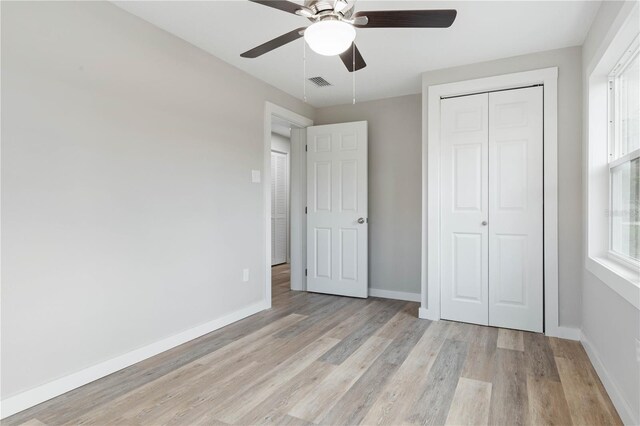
[304,0,354,19]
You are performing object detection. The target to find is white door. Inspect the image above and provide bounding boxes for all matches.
[440,86,543,332]
[488,86,543,332]
[271,150,288,265]
[306,121,368,298]
[440,93,490,325]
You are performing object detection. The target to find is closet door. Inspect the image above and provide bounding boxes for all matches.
[488,86,543,332]
[271,150,288,265]
[440,93,490,326]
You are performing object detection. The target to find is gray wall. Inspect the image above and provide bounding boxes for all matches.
[581,1,639,423]
[421,46,584,328]
[1,1,313,398]
[316,95,422,295]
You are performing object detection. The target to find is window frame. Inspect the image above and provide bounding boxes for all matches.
[607,36,640,270]
[585,1,640,310]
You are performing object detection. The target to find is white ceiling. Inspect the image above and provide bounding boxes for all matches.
[114,1,601,107]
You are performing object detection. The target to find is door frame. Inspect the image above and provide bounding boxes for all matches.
[420,67,574,339]
[264,102,313,308]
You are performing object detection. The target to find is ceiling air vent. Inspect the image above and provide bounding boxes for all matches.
[308,76,332,87]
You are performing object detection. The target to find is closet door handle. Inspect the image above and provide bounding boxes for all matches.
[481,221,488,226]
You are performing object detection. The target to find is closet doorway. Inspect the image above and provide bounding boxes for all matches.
[422,68,561,336]
[439,86,543,332]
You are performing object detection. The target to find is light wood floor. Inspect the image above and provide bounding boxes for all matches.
[4,264,622,426]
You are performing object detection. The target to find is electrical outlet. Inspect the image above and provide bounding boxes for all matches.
[242,268,250,282]
[251,170,261,183]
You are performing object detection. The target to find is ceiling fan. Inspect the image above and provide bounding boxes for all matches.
[240,0,457,72]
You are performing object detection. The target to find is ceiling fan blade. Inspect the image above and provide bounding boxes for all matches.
[241,27,306,58]
[249,0,305,15]
[339,43,367,72]
[353,9,457,28]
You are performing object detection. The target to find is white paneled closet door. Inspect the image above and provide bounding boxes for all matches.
[488,86,543,332]
[440,86,543,332]
[271,150,288,266]
[440,93,490,326]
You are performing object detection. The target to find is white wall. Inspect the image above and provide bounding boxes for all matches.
[316,95,422,296]
[420,46,584,329]
[581,2,640,424]
[1,0,313,402]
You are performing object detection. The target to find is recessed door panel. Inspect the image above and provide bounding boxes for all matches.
[494,234,527,306]
[314,162,331,212]
[314,228,331,278]
[452,233,484,302]
[307,121,368,298]
[453,144,483,211]
[340,228,358,281]
[496,140,527,211]
[340,160,358,212]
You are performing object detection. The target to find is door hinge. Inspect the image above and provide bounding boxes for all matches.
[305,269,307,276]
[305,145,308,152]
[305,207,307,214]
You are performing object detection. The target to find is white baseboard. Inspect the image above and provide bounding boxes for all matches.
[369,288,421,302]
[581,332,638,426]
[0,300,269,419]
[546,326,581,341]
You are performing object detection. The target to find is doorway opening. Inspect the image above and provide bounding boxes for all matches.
[264,103,313,307]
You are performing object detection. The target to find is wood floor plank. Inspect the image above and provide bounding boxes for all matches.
[445,377,492,426]
[460,325,498,382]
[288,335,392,423]
[373,302,418,339]
[323,299,384,340]
[497,329,525,352]
[555,356,622,426]
[404,338,469,425]
[16,420,46,426]
[488,348,529,426]
[319,315,431,425]
[526,375,573,426]
[213,336,341,423]
[319,299,405,365]
[360,320,450,426]
[523,332,560,381]
[235,361,337,425]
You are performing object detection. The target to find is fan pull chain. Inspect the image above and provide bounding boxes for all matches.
[352,43,356,104]
[303,40,307,103]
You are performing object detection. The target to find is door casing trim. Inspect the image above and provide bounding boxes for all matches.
[421,67,562,337]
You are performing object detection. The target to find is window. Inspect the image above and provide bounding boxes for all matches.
[608,35,640,266]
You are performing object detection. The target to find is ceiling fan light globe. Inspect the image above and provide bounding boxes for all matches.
[304,20,356,56]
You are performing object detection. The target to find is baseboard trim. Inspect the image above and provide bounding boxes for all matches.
[581,331,638,426]
[0,300,269,419]
[545,326,581,341]
[369,288,421,302]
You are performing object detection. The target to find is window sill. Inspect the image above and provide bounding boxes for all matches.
[586,255,640,309]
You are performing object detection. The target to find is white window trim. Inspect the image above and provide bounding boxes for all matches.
[585,2,640,310]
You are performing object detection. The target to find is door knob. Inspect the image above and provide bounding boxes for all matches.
[357,217,366,224]
[481,221,488,226]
